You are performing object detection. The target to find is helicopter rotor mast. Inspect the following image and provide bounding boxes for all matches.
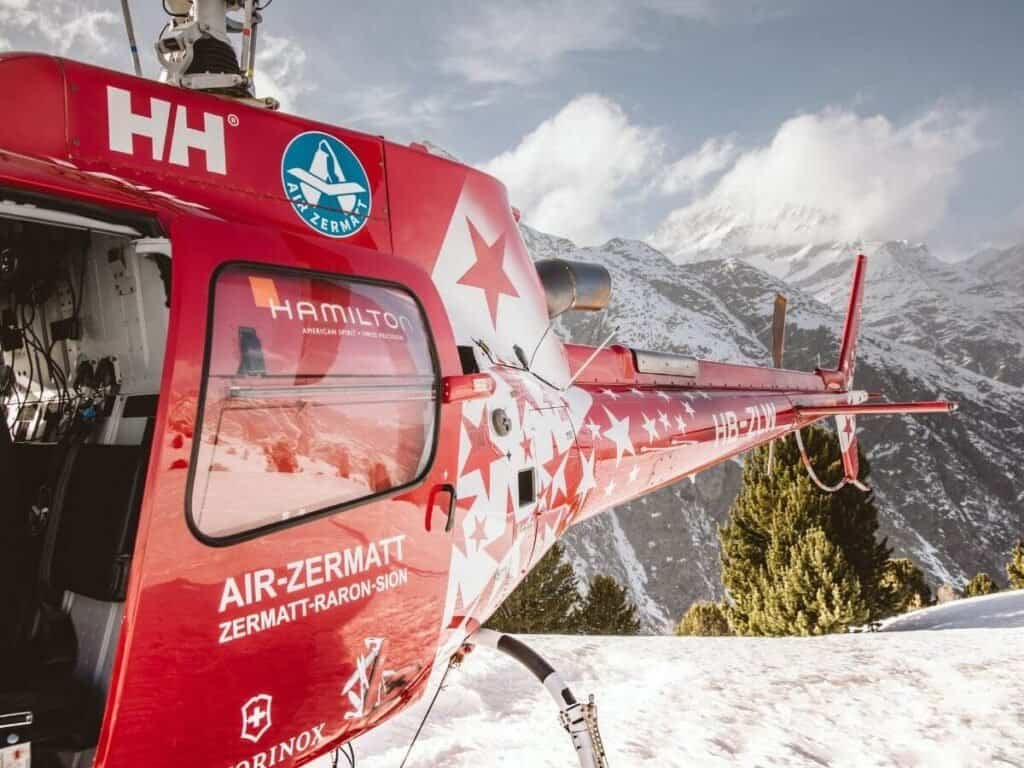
[155,0,278,109]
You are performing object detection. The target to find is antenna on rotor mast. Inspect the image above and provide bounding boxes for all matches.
[155,0,279,109]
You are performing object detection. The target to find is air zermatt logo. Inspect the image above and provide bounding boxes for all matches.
[240,693,273,743]
[281,131,371,238]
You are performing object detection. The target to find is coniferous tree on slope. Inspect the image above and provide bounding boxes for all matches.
[1007,539,1024,590]
[745,528,869,635]
[487,544,641,634]
[487,543,581,634]
[720,425,890,635]
[964,572,999,597]
[878,558,932,615]
[577,575,641,635]
[677,602,733,636]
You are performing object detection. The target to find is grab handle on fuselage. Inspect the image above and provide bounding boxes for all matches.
[426,484,457,533]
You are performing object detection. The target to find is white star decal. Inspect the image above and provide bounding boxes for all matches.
[658,411,670,430]
[630,387,644,397]
[628,464,640,483]
[586,419,602,439]
[600,388,620,400]
[683,402,696,417]
[641,413,660,444]
[546,453,569,506]
[657,390,670,401]
[675,414,687,432]
[604,479,617,496]
[602,407,635,466]
[577,449,597,498]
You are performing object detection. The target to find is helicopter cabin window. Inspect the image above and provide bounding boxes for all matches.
[190,265,438,540]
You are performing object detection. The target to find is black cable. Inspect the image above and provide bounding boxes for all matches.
[18,303,38,431]
[330,742,356,768]
[399,660,454,768]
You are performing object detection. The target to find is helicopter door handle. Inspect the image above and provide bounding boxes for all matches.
[426,484,457,533]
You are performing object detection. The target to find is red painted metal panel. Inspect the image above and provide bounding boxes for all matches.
[0,55,67,159]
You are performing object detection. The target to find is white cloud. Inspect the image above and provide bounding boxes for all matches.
[656,136,737,195]
[442,0,636,84]
[481,94,661,244]
[641,0,799,22]
[652,106,983,255]
[340,85,453,138]
[441,0,799,83]
[0,1,119,59]
[254,34,316,114]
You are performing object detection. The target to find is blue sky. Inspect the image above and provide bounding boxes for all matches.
[1,0,1021,257]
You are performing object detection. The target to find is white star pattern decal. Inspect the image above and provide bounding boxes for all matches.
[675,414,687,432]
[683,402,696,417]
[604,479,617,496]
[628,464,640,483]
[641,413,660,444]
[602,407,635,466]
[658,411,670,430]
[600,388,620,400]
[546,453,569,505]
[586,419,602,439]
[577,449,597,498]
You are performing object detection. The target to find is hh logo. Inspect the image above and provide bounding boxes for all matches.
[240,693,273,743]
[106,86,227,175]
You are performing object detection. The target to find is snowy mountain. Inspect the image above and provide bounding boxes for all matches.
[349,591,1024,767]
[522,225,1024,631]
[653,206,1024,386]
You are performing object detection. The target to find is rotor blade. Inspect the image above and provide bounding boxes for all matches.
[771,293,787,368]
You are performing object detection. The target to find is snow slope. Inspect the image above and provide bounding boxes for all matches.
[343,592,1024,767]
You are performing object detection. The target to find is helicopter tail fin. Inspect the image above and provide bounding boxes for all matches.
[836,253,866,389]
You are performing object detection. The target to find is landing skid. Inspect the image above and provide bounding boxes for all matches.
[469,629,609,767]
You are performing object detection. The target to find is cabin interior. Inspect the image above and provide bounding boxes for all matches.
[0,195,169,767]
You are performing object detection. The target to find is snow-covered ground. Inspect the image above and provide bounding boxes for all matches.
[334,591,1024,767]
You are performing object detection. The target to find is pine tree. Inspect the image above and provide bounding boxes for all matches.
[720,425,891,635]
[1007,539,1024,590]
[964,572,999,598]
[486,543,581,633]
[878,558,932,615]
[576,575,641,635]
[745,528,869,635]
[676,602,732,636]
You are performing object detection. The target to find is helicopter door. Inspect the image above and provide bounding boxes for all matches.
[97,218,461,768]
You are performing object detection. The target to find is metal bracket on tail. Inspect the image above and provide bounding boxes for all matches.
[469,629,609,767]
[793,426,870,494]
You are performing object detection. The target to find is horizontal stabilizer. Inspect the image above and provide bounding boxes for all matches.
[795,401,957,418]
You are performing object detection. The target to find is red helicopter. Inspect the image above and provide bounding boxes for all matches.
[0,2,955,766]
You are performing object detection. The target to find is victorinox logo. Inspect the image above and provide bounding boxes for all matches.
[240,693,273,744]
[106,85,228,175]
